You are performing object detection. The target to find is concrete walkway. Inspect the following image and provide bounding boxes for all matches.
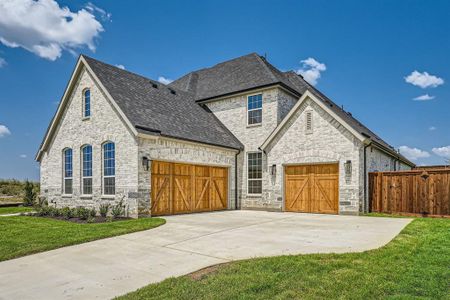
[0,211,411,300]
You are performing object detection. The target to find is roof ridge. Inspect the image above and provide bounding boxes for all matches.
[82,54,193,97]
[255,54,279,82]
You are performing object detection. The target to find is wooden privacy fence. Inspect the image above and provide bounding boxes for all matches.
[369,169,450,217]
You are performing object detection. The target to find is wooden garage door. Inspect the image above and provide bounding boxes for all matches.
[285,163,339,214]
[151,161,228,216]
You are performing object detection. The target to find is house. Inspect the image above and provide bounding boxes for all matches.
[36,53,414,218]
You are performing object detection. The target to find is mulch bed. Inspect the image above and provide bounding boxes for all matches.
[34,215,132,223]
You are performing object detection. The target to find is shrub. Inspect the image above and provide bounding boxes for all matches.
[61,207,74,219]
[89,208,97,218]
[23,180,36,206]
[76,207,90,220]
[34,196,48,209]
[48,207,60,217]
[87,216,95,223]
[36,206,50,216]
[111,200,124,219]
[99,203,109,217]
[106,216,113,222]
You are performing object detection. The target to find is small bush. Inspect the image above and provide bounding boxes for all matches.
[111,200,125,219]
[89,208,96,218]
[48,207,59,217]
[23,180,36,206]
[76,207,90,220]
[99,203,109,217]
[34,196,48,209]
[36,206,50,216]
[87,216,95,223]
[61,207,74,219]
[106,216,113,222]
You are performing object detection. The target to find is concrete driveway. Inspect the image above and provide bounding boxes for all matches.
[0,210,411,300]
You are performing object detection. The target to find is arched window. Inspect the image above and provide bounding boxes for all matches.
[63,148,73,194]
[103,142,115,195]
[83,89,91,117]
[81,145,93,195]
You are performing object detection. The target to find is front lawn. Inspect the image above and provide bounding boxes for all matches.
[0,206,34,215]
[118,218,449,300]
[0,216,165,262]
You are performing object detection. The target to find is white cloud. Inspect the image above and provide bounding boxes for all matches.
[296,57,326,86]
[0,124,11,137]
[115,64,125,70]
[0,57,6,68]
[158,76,173,85]
[432,146,450,158]
[0,0,106,61]
[399,146,430,161]
[85,2,111,21]
[19,154,27,158]
[429,126,437,131]
[413,94,435,101]
[405,71,444,88]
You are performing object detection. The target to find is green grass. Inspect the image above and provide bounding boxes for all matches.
[0,216,165,262]
[0,206,34,215]
[118,218,450,300]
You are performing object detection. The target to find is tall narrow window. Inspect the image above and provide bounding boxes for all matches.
[103,142,115,195]
[81,145,93,195]
[247,152,262,195]
[83,89,91,117]
[63,148,73,194]
[248,94,262,125]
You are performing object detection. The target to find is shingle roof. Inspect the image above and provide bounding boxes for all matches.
[169,53,301,101]
[170,53,413,166]
[82,55,243,150]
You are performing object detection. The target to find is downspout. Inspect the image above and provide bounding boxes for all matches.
[235,149,241,210]
[363,142,372,213]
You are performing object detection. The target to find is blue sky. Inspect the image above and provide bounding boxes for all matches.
[0,0,449,180]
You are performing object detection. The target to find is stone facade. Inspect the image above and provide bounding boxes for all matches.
[39,65,412,217]
[205,87,299,210]
[136,137,238,215]
[39,68,140,217]
[265,98,363,214]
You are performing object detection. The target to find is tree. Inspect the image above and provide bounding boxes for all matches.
[23,180,36,206]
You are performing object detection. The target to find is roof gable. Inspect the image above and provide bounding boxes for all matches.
[81,56,243,150]
[35,56,138,161]
[169,53,300,101]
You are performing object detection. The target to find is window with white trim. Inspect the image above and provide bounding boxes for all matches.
[83,89,91,118]
[63,148,73,194]
[247,94,262,125]
[81,145,93,195]
[247,152,262,194]
[103,142,115,195]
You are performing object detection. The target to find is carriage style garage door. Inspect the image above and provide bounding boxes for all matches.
[151,161,228,216]
[284,163,339,214]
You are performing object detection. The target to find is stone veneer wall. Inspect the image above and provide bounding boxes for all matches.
[137,137,238,215]
[205,88,299,210]
[39,68,140,217]
[265,98,363,214]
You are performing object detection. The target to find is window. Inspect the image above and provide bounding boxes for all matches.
[247,152,262,194]
[83,89,91,117]
[81,145,93,195]
[103,142,115,195]
[63,148,73,194]
[306,111,313,134]
[247,94,262,125]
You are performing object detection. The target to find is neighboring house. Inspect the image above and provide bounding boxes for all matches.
[36,53,414,218]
